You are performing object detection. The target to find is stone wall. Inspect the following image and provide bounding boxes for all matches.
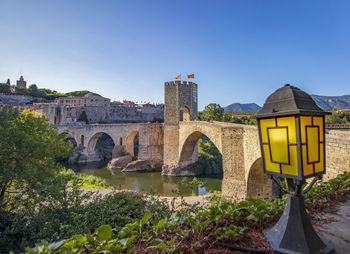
[71,105,164,124]
[42,104,67,125]
[324,130,350,180]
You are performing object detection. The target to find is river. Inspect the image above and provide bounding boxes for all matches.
[74,163,222,197]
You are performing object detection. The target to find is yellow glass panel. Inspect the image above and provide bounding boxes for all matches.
[260,118,276,143]
[307,127,319,163]
[300,116,312,143]
[268,127,289,164]
[302,145,314,176]
[263,144,280,173]
[313,117,324,142]
[277,116,296,143]
[281,146,298,176]
[315,143,324,173]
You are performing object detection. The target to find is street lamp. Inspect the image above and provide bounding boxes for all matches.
[253,84,333,254]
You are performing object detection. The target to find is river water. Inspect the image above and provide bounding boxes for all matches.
[75,163,222,197]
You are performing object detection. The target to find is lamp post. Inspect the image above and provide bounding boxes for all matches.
[253,84,334,254]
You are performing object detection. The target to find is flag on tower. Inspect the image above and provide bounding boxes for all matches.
[175,75,181,80]
[187,74,194,79]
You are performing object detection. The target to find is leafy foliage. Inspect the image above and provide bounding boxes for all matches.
[74,173,112,189]
[194,139,222,175]
[199,103,257,125]
[201,103,224,121]
[65,90,100,97]
[3,83,101,102]
[0,107,72,207]
[0,83,11,94]
[305,172,350,213]
[325,110,350,124]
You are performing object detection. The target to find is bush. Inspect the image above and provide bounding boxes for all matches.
[1,187,169,253]
[77,173,111,189]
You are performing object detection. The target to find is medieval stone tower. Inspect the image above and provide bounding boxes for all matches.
[162,81,198,175]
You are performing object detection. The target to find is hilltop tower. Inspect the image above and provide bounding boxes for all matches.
[16,75,27,89]
[162,81,198,175]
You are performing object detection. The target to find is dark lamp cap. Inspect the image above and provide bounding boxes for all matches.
[253,84,330,119]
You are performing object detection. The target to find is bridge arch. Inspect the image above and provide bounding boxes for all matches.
[87,132,115,154]
[64,132,78,148]
[246,158,272,200]
[179,129,222,169]
[126,130,139,157]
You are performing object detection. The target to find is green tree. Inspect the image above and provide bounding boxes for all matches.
[202,103,224,121]
[14,86,29,96]
[0,107,72,207]
[194,139,222,175]
[0,83,11,94]
[222,112,234,122]
[78,109,89,123]
[29,84,38,92]
[325,110,347,124]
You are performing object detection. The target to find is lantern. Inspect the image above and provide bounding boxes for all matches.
[255,84,328,182]
[253,85,333,254]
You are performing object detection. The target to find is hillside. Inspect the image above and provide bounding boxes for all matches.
[0,86,101,104]
[311,94,350,110]
[224,103,261,112]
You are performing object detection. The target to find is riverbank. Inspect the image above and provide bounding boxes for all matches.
[82,188,210,207]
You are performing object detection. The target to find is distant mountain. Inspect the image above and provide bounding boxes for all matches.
[311,94,350,110]
[224,103,261,112]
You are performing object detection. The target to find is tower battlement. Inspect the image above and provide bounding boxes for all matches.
[165,81,196,86]
[164,80,198,125]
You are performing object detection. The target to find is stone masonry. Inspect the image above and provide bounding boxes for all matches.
[57,123,163,164]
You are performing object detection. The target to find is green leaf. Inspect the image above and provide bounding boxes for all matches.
[199,219,211,233]
[96,224,113,241]
[108,244,123,252]
[247,214,259,222]
[72,235,86,247]
[156,218,167,230]
[86,235,94,243]
[153,238,163,245]
[48,239,66,250]
[156,242,166,251]
[119,235,137,247]
[141,211,152,226]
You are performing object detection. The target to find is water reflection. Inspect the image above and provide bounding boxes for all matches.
[73,163,222,197]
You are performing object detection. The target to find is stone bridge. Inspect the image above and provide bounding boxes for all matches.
[57,123,163,164]
[162,120,271,200]
[57,121,350,201]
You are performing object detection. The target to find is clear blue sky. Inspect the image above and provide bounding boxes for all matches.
[1,0,349,110]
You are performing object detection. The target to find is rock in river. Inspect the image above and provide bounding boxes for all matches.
[112,145,124,158]
[107,155,132,169]
[122,160,152,172]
